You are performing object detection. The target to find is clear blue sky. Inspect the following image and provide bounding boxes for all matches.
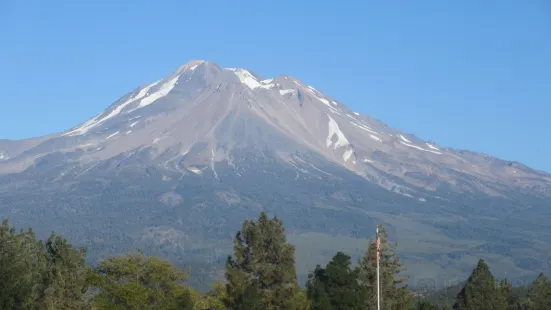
[1,1,550,172]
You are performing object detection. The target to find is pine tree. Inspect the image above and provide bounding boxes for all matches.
[526,272,551,310]
[306,251,364,309]
[40,233,90,310]
[453,259,508,310]
[500,278,524,310]
[306,264,332,310]
[0,220,90,309]
[356,224,410,310]
[225,212,306,309]
[0,219,46,310]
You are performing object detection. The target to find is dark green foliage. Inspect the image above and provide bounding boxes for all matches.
[306,251,363,309]
[414,299,441,310]
[1,215,551,310]
[41,233,90,309]
[225,212,307,309]
[0,219,46,309]
[0,219,89,310]
[229,284,263,310]
[453,259,508,310]
[525,272,551,310]
[424,282,463,307]
[426,282,533,310]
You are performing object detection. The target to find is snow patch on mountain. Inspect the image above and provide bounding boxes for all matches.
[400,141,442,155]
[63,81,162,136]
[326,114,349,149]
[232,69,276,90]
[288,79,341,112]
[350,121,378,134]
[279,89,294,95]
[177,60,205,72]
[0,152,7,160]
[313,94,341,114]
[106,131,120,139]
[187,167,202,175]
[343,148,354,162]
[135,75,180,109]
[77,143,95,149]
[426,143,440,151]
[370,134,382,142]
[134,81,161,100]
[398,134,412,143]
[211,149,219,180]
[318,98,331,106]
[61,115,97,136]
[426,149,443,155]
[233,69,263,89]
[153,137,166,144]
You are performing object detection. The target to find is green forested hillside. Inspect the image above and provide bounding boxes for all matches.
[1,215,550,309]
[2,150,550,293]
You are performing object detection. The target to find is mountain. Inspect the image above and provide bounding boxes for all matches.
[1,60,550,290]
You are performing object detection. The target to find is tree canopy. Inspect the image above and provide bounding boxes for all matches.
[0,216,549,310]
[224,212,307,309]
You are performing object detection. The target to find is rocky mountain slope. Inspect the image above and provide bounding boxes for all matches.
[1,60,550,289]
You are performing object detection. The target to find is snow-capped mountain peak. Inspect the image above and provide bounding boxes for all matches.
[176,59,206,72]
[1,59,549,289]
[2,60,549,199]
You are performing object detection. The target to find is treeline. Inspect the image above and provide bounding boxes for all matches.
[1,214,550,309]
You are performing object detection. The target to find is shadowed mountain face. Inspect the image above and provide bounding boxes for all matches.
[0,60,550,290]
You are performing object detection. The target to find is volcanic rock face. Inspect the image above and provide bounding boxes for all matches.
[1,60,550,289]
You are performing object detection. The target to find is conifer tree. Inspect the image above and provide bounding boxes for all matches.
[499,278,524,310]
[526,272,551,310]
[0,220,89,310]
[453,259,508,310]
[0,219,46,310]
[225,212,306,309]
[41,233,90,310]
[306,251,364,309]
[356,224,410,310]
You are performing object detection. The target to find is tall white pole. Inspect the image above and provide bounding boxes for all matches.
[377,225,381,310]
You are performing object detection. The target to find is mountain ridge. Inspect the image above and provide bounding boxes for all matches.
[2,59,547,175]
[1,59,550,198]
